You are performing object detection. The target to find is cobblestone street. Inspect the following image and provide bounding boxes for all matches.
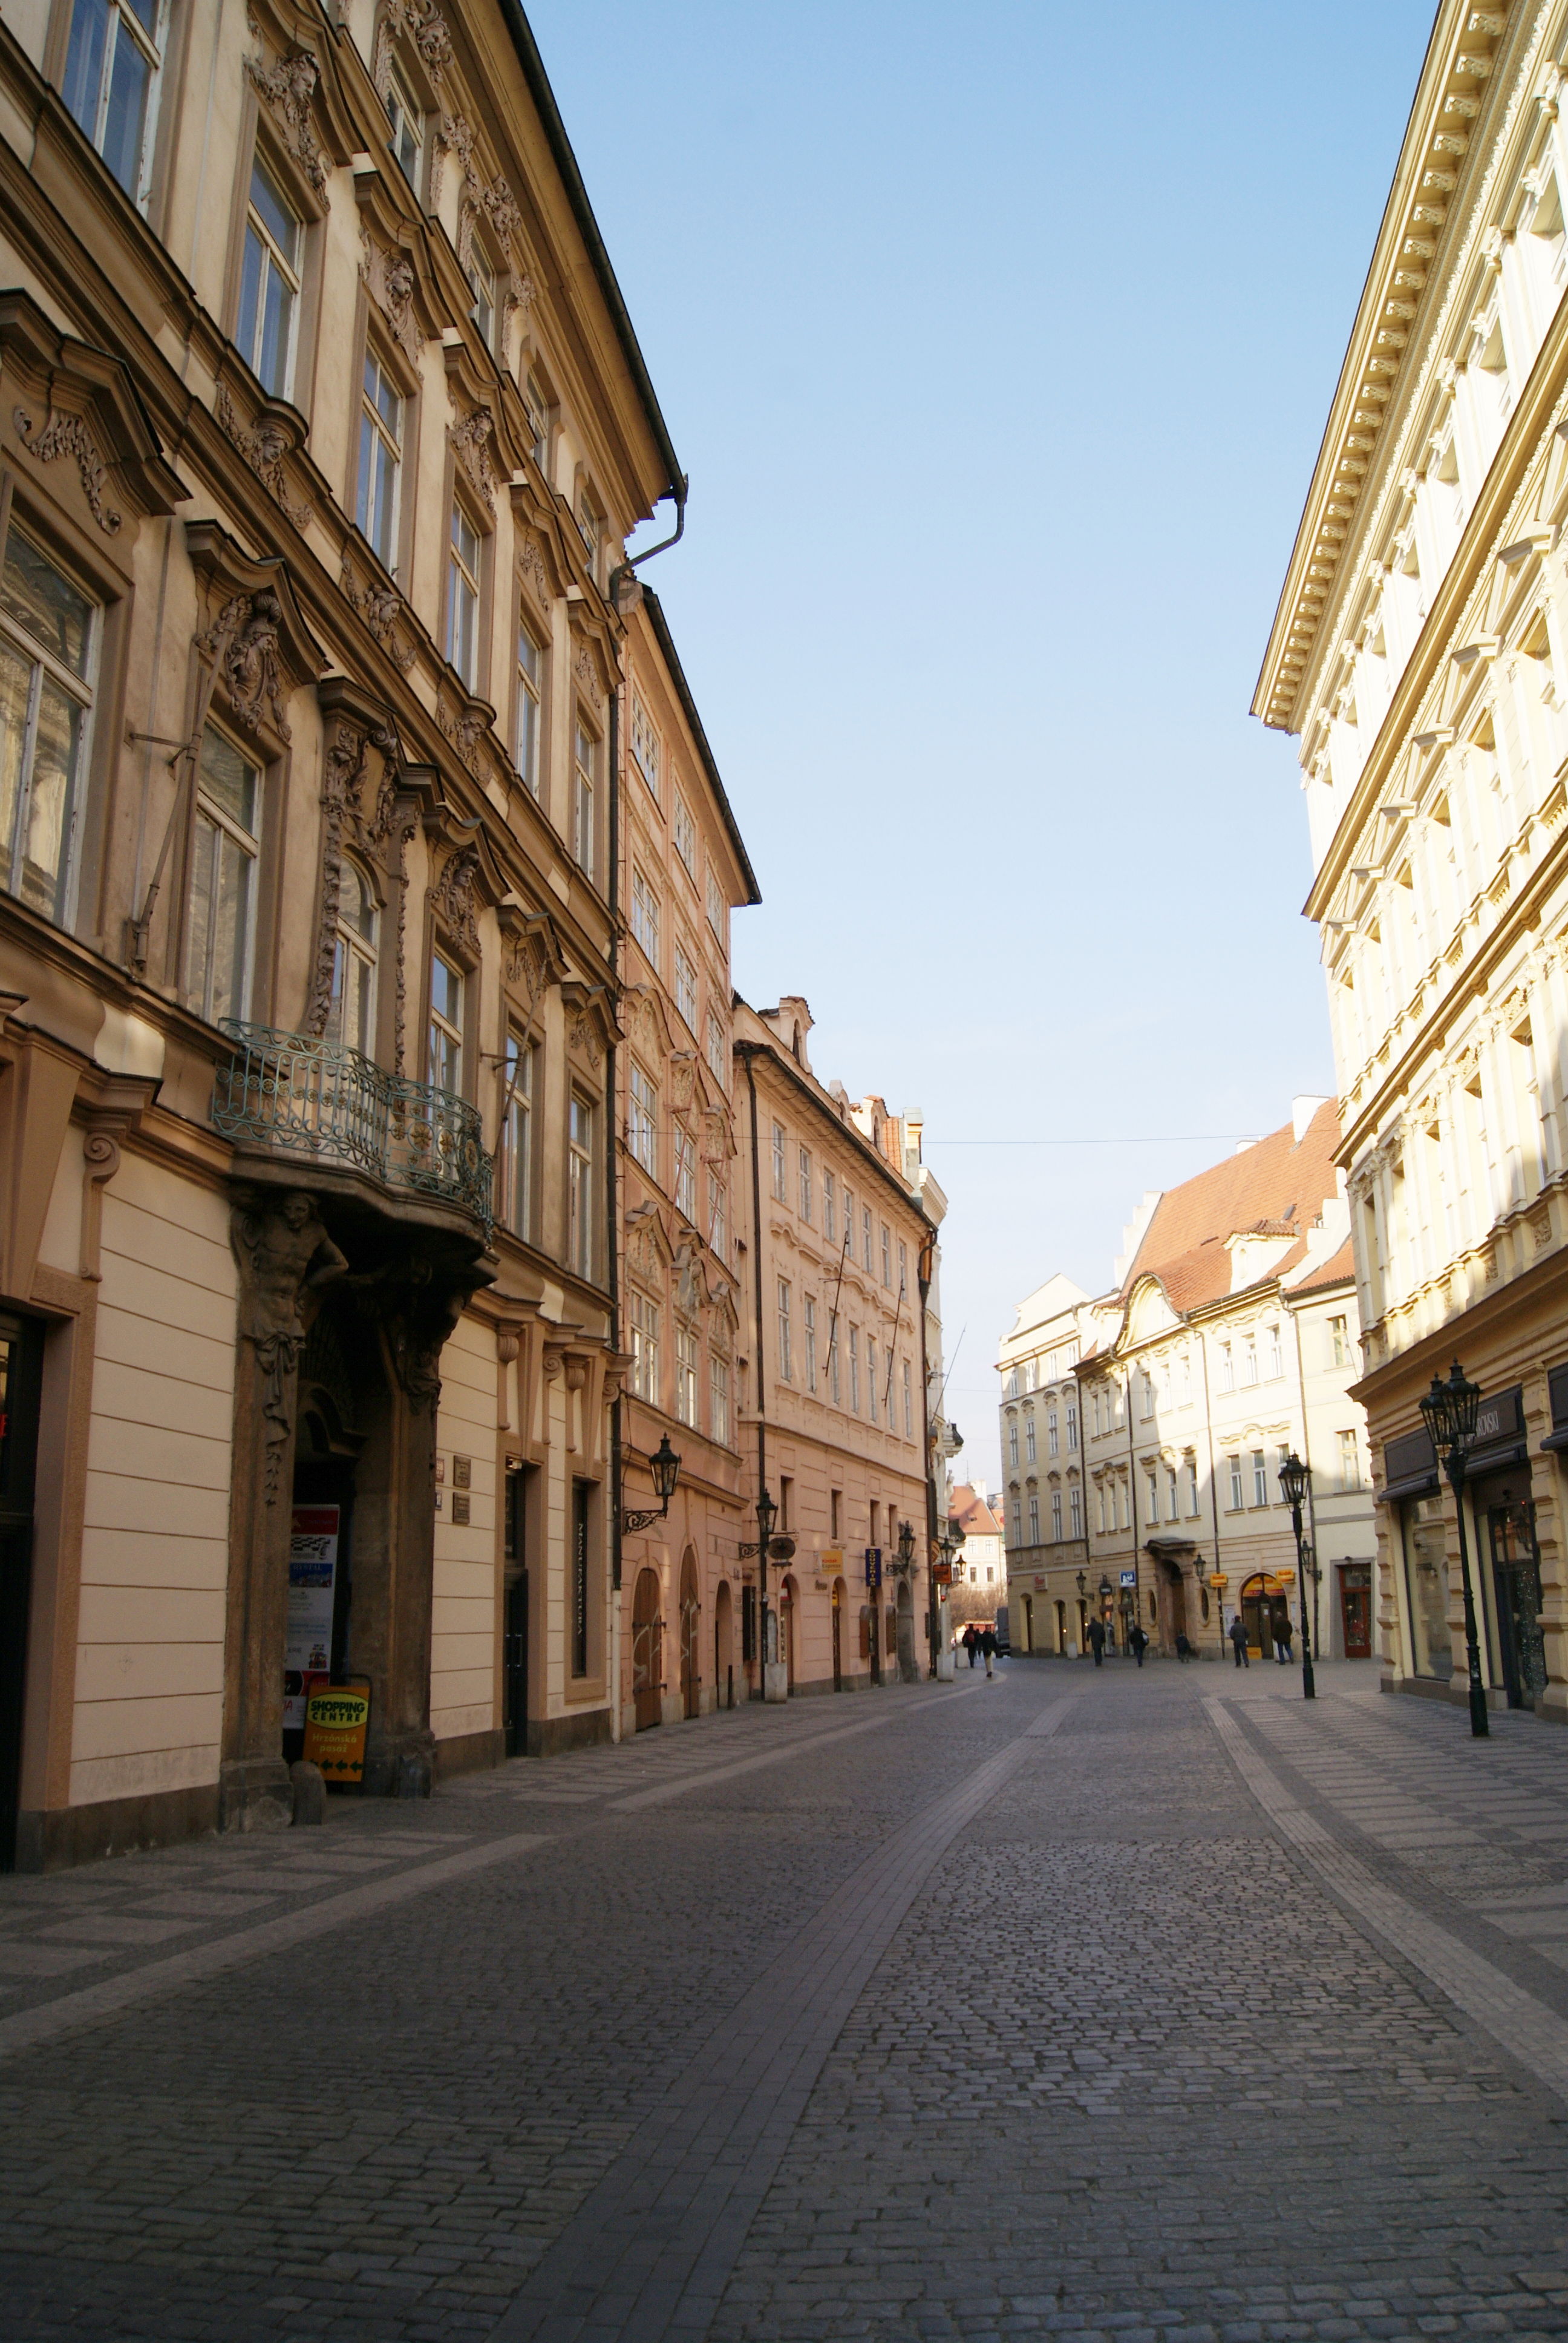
[5,1661,1568,2341]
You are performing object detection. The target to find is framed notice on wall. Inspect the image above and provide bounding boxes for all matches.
[286,1505,339,1729]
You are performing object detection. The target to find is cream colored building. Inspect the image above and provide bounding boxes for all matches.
[1004,1107,1376,1661]
[730,1000,939,1692]
[1255,1,1568,1721]
[996,1275,1092,1653]
[612,588,759,1731]
[0,0,697,1865]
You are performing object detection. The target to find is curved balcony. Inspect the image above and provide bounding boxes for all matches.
[212,1021,494,1234]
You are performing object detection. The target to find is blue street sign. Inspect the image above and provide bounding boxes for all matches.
[1119,1568,1136,1588]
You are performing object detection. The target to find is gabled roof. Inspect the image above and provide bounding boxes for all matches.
[1285,1236,1356,1297]
[950,1484,1003,1538]
[1121,1103,1343,1315]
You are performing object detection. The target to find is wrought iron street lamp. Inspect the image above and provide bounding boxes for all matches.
[1419,1359,1489,1738]
[739,1486,791,1689]
[932,1528,954,1678]
[897,1519,917,1569]
[621,1434,681,1533]
[1276,1450,1316,1702]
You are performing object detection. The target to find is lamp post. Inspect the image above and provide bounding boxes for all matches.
[1098,1573,1112,1653]
[1419,1359,1489,1738]
[739,1485,779,1698]
[621,1433,681,1533]
[1276,1451,1316,1701]
[933,1529,955,1678]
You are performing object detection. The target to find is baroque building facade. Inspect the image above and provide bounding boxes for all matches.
[1001,1108,1377,1662]
[1255,0,1568,1722]
[996,1274,1091,1654]
[730,999,944,1694]
[612,588,759,1731]
[0,0,691,1865]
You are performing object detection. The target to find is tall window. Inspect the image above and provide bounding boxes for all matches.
[849,1326,861,1413]
[799,1147,813,1222]
[572,721,596,878]
[0,527,96,925]
[805,1296,818,1393]
[631,696,661,801]
[675,944,697,1033]
[705,1014,726,1086]
[1264,1323,1283,1378]
[1011,1501,1022,1546]
[880,1225,891,1285]
[467,244,496,350]
[1048,1409,1059,1457]
[630,867,660,964]
[1025,1414,1037,1464]
[673,793,696,875]
[1008,1418,1019,1468]
[1338,1429,1361,1492]
[1166,1467,1179,1522]
[1251,1449,1268,1507]
[384,65,423,186]
[62,0,166,204]
[523,372,548,470]
[829,1318,841,1406]
[771,1121,787,1199]
[327,861,377,1055]
[427,949,463,1093]
[576,495,602,582]
[446,504,481,689]
[569,1092,595,1279]
[1328,1314,1349,1368]
[238,157,301,400]
[629,1290,659,1403]
[675,1126,696,1219]
[628,1062,657,1174]
[902,1359,912,1438]
[1066,1402,1078,1452]
[356,350,402,567]
[1227,1455,1243,1510]
[862,1205,873,1270]
[1043,1493,1054,1542]
[708,1168,727,1257]
[1184,1456,1199,1515]
[186,727,260,1024]
[1241,1338,1258,1388]
[898,1240,908,1295]
[777,1279,792,1381]
[1218,1343,1234,1392]
[515,621,541,797]
[675,1323,697,1427]
[705,865,724,938]
[1146,1470,1160,1524]
[841,1187,854,1255]
[501,1029,534,1239]
[710,1355,730,1447]
[823,1172,837,1246]
[1070,1486,1082,1536]
[867,1339,878,1424]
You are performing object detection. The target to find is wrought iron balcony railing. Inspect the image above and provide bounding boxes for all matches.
[212,1021,494,1232]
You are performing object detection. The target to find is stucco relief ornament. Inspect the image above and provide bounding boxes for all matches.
[244,45,327,194]
[373,0,450,99]
[215,384,311,528]
[518,534,551,610]
[13,405,121,532]
[573,642,603,711]
[305,718,395,1037]
[198,589,293,739]
[430,842,481,952]
[341,553,416,672]
[570,1011,602,1069]
[232,1194,348,1502]
[431,108,473,211]
[449,406,497,513]
[437,692,486,776]
[360,231,422,365]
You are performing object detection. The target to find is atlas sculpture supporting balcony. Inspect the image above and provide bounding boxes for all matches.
[212,1021,494,1236]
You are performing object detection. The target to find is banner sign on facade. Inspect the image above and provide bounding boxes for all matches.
[286,1505,339,1729]
[864,1546,882,1587]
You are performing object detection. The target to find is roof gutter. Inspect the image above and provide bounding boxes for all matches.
[498,3,685,507]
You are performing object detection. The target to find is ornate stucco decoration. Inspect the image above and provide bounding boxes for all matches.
[449,404,497,513]
[232,1193,348,1502]
[437,689,488,775]
[573,641,604,712]
[304,708,399,1037]
[244,44,327,194]
[360,232,423,366]
[430,841,482,952]
[198,591,294,740]
[373,0,451,100]
[518,532,551,613]
[13,405,120,532]
[185,520,326,750]
[341,551,416,673]
[215,383,311,528]
[432,108,473,216]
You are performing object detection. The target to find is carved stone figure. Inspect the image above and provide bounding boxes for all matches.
[13,405,121,532]
[431,841,481,952]
[244,47,327,192]
[449,406,497,512]
[232,1194,348,1501]
[215,384,312,528]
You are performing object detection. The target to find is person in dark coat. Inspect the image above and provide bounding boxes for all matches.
[1274,1614,1293,1665]
[1128,1622,1149,1668]
[1229,1611,1250,1668]
[979,1625,998,1677]
[1086,1616,1106,1666]
[962,1623,979,1668]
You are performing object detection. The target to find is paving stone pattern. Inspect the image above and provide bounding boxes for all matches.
[2,1665,1568,2339]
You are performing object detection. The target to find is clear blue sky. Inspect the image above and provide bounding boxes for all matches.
[527,0,1436,1484]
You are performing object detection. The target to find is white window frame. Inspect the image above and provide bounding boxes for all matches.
[628,1061,658,1175]
[185,724,260,1026]
[356,345,403,569]
[674,793,696,875]
[675,1124,696,1220]
[62,0,169,209]
[238,153,302,401]
[0,525,98,931]
[631,696,661,802]
[630,865,661,966]
[573,719,597,880]
[446,501,482,690]
[675,1322,697,1428]
[568,1091,595,1280]
[777,1279,793,1382]
[675,942,697,1034]
[514,616,541,798]
[427,947,464,1095]
[501,1027,534,1240]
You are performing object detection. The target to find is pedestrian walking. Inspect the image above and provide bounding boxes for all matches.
[962,1623,979,1668]
[1228,1612,1249,1669]
[980,1625,997,1678]
[1129,1622,1149,1668]
[1274,1614,1293,1665]
[1087,1616,1106,1667]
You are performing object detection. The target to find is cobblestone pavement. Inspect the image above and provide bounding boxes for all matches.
[5,1663,1568,2339]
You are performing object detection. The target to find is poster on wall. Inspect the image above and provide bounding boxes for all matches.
[286,1505,339,1729]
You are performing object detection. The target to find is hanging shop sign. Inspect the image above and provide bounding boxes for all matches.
[933,1561,953,1585]
[302,1680,371,1783]
[286,1505,339,1730]
[863,1545,883,1587]
[1207,1573,1228,1588]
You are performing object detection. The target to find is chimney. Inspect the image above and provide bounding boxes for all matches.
[1292,1093,1331,1144]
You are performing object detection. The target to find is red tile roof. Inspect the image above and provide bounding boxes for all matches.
[1121,1103,1343,1313]
[1285,1236,1356,1296]
[950,1484,1003,1537]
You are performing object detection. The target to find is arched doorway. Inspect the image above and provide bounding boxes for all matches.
[679,1549,701,1720]
[632,1568,663,1731]
[1240,1571,1289,1660]
[779,1574,797,1690]
[1055,1598,1067,1653]
[714,1579,734,1709]
[831,1577,844,1690]
[896,1578,915,1681]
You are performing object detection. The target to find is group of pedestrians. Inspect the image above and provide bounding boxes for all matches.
[1085,1617,1149,1667]
[959,1623,999,1676]
[1227,1611,1293,1668]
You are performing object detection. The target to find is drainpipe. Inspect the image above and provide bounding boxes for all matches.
[1199,1325,1224,1657]
[739,1043,768,1694]
[1289,1294,1323,1660]
[607,481,688,611]
[607,675,622,1742]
